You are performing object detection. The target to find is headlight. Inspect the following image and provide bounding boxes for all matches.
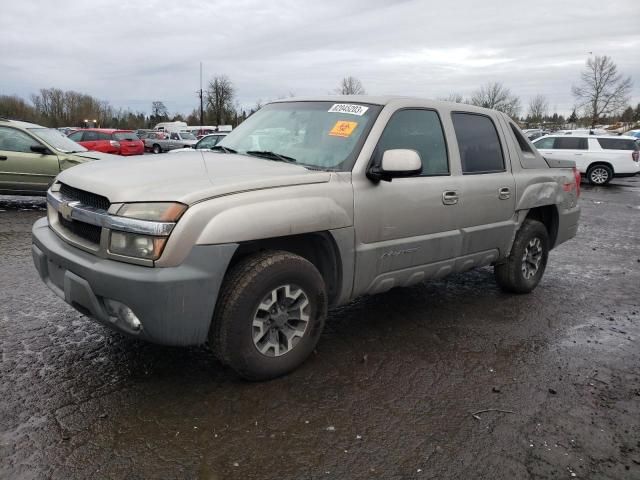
[116,202,187,221]
[109,231,167,260]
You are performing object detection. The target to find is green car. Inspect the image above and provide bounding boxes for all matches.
[0,118,115,196]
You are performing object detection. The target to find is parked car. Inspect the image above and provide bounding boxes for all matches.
[0,118,115,196]
[139,131,196,153]
[168,133,228,153]
[68,129,144,156]
[32,97,581,380]
[533,134,639,185]
[168,131,198,148]
[139,131,169,153]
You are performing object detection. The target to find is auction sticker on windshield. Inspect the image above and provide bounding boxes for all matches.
[328,104,369,116]
[329,121,358,138]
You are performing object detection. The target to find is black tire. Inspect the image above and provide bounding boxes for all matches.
[494,219,549,294]
[152,144,161,154]
[586,164,612,185]
[210,251,327,381]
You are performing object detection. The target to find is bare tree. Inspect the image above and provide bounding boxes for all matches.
[151,101,168,118]
[470,82,521,118]
[527,94,549,123]
[572,55,632,127]
[440,93,465,104]
[336,76,366,95]
[206,75,235,125]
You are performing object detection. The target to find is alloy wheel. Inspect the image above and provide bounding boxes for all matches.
[521,237,543,279]
[252,284,310,357]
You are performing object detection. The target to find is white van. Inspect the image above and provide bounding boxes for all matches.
[154,121,188,132]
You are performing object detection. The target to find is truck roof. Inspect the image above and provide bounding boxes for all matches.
[270,95,503,116]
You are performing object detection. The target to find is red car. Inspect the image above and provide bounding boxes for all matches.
[67,129,144,156]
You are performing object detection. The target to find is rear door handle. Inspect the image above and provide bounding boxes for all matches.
[0,155,7,160]
[442,191,459,205]
[498,187,511,200]
[574,153,583,156]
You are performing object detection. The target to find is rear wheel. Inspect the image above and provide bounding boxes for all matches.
[586,164,612,185]
[210,251,327,381]
[494,219,549,294]
[152,144,161,154]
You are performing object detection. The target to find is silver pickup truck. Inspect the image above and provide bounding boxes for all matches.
[32,97,581,380]
[140,131,198,153]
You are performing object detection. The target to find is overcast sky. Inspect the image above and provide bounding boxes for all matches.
[1,0,639,117]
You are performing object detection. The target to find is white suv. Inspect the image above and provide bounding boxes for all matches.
[533,135,640,185]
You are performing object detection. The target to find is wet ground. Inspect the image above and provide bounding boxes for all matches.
[1,177,639,479]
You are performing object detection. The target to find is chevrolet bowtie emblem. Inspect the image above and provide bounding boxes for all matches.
[59,200,80,221]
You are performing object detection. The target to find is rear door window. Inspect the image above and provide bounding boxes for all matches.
[96,132,112,141]
[553,137,587,150]
[596,138,638,150]
[451,112,505,174]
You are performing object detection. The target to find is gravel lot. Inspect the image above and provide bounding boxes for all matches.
[1,177,639,479]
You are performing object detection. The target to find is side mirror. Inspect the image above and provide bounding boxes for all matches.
[31,145,52,155]
[367,149,422,182]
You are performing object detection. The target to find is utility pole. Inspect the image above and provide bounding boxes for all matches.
[199,62,204,126]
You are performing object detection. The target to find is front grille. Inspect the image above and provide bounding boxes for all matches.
[59,183,110,211]
[58,213,102,245]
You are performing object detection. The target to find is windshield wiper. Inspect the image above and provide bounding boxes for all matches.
[246,150,297,163]
[210,145,237,154]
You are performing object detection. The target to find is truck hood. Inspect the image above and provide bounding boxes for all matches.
[56,151,332,205]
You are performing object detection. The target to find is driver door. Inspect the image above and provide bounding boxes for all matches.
[352,108,463,297]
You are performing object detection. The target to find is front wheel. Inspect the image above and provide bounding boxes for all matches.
[586,164,612,185]
[210,251,327,381]
[494,219,549,294]
[152,144,161,154]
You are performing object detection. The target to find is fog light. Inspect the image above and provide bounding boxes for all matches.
[104,299,142,331]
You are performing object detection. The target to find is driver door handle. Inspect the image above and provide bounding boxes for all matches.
[0,156,7,160]
[442,191,459,205]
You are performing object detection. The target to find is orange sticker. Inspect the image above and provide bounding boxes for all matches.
[329,120,358,138]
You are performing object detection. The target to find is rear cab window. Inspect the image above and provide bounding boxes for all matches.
[451,112,505,174]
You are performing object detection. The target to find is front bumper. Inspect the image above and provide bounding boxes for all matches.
[32,217,237,346]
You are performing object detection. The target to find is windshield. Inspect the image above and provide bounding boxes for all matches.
[114,132,139,141]
[179,132,197,140]
[28,127,87,153]
[197,135,224,149]
[218,101,382,170]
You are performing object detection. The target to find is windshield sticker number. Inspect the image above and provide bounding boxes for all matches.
[328,104,369,116]
[329,121,358,138]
